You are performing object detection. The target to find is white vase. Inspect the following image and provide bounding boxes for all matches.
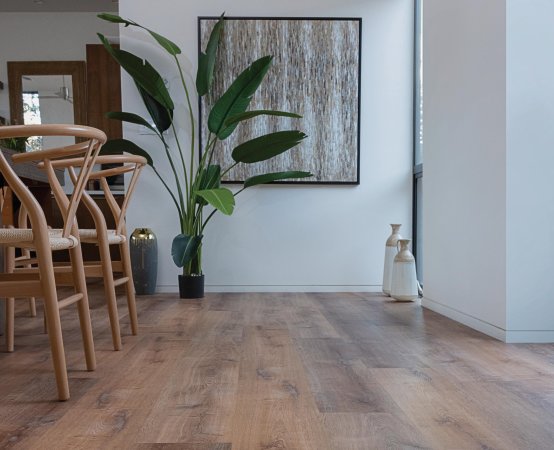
[382,224,402,296]
[390,239,418,302]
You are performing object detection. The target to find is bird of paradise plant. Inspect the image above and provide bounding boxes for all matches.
[97,13,311,290]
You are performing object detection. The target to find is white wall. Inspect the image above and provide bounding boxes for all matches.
[421,0,508,337]
[506,0,554,342]
[423,0,554,343]
[119,0,414,292]
[0,12,117,121]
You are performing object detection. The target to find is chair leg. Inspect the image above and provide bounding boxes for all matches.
[23,250,37,317]
[5,298,14,352]
[69,244,97,370]
[28,298,37,317]
[97,237,122,351]
[43,299,70,401]
[5,245,15,352]
[120,240,138,336]
[38,255,70,401]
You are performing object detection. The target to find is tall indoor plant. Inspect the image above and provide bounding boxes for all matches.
[97,13,311,297]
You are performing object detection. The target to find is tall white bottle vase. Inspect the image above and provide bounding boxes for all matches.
[382,224,402,296]
[390,239,419,302]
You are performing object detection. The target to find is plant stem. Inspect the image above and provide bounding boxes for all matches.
[174,56,196,167]
[160,135,186,231]
[201,208,218,232]
[170,122,189,201]
[206,134,219,167]
[174,56,197,235]
[197,133,215,174]
[220,161,239,179]
[152,166,184,229]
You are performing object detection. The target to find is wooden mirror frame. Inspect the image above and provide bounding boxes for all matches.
[7,61,86,126]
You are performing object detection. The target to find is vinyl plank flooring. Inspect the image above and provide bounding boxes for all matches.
[229,326,331,449]
[321,412,431,450]
[1,291,554,449]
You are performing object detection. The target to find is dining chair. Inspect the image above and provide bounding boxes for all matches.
[52,154,147,350]
[9,153,147,351]
[0,124,105,401]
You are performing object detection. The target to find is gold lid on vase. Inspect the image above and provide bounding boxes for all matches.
[131,228,156,241]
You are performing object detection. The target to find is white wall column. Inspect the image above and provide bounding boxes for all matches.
[422,0,554,342]
[422,0,508,339]
[505,0,554,342]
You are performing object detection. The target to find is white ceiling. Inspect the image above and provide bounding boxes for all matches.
[0,0,118,12]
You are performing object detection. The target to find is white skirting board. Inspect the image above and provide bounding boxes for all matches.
[155,285,383,294]
[422,297,554,343]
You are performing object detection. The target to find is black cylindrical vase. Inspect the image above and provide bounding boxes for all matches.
[130,228,158,295]
[178,274,205,299]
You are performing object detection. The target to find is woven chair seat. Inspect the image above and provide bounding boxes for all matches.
[0,228,78,251]
[45,228,126,245]
[78,229,126,244]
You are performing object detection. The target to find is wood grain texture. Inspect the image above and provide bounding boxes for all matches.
[199,18,360,184]
[86,44,123,141]
[1,290,554,449]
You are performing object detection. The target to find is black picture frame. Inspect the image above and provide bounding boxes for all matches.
[198,16,362,185]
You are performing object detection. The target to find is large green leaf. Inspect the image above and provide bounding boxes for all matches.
[98,33,174,110]
[100,138,154,166]
[98,13,181,56]
[208,55,273,140]
[224,110,301,127]
[171,234,202,268]
[106,111,158,134]
[147,30,181,56]
[232,130,307,164]
[196,165,221,205]
[136,84,173,132]
[98,12,135,25]
[196,188,235,215]
[244,171,313,188]
[197,15,224,96]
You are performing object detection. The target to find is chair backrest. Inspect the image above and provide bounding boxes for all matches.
[0,151,48,235]
[59,155,147,235]
[0,124,107,238]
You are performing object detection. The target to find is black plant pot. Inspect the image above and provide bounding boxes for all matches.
[178,274,205,299]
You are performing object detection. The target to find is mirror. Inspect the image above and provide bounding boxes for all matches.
[7,61,86,147]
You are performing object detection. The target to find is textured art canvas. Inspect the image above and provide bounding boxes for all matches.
[198,17,361,184]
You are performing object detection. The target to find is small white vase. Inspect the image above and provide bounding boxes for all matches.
[382,224,402,296]
[390,239,418,302]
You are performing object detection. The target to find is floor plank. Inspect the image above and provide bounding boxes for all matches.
[1,290,554,449]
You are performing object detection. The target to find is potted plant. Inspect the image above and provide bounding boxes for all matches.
[97,13,312,298]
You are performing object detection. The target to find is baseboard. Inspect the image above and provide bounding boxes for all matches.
[422,297,554,343]
[504,330,554,343]
[156,284,382,294]
[421,297,507,341]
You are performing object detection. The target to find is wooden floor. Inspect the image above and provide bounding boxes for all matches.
[1,289,554,449]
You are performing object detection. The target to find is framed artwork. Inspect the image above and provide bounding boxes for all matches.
[198,17,362,184]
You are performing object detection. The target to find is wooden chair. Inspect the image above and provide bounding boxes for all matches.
[0,124,105,401]
[51,154,147,350]
[1,187,39,319]
[10,153,147,351]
